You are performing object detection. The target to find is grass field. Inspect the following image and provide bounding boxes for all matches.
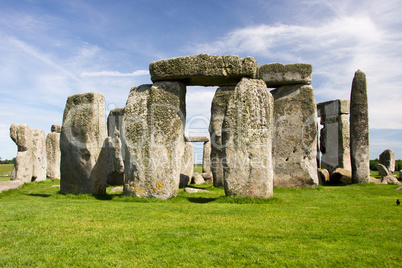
[0,179,401,267]
[193,164,202,174]
[0,164,13,181]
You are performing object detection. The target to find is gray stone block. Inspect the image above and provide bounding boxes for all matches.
[257,63,312,88]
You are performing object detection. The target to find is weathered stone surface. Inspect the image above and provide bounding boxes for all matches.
[122,82,186,199]
[107,108,125,138]
[191,173,205,185]
[202,141,211,173]
[10,124,34,183]
[209,86,235,187]
[376,164,400,184]
[60,92,108,194]
[330,168,352,184]
[369,176,382,184]
[185,136,209,143]
[0,180,24,193]
[377,163,392,177]
[109,186,123,193]
[31,128,47,182]
[106,134,125,186]
[51,125,61,133]
[46,130,61,179]
[379,149,395,173]
[350,70,370,183]
[318,100,351,174]
[180,142,194,187]
[271,84,318,188]
[201,171,213,184]
[400,170,402,180]
[257,63,312,88]
[396,186,402,191]
[222,78,274,198]
[184,187,209,193]
[317,168,330,185]
[149,54,257,86]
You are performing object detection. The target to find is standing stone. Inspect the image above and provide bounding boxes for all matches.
[209,86,235,187]
[317,100,351,174]
[46,125,61,179]
[271,84,318,188]
[31,128,47,182]
[107,108,125,137]
[9,124,34,183]
[222,78,274,198]
[122,82,186,199]
[350,70,370,183]
[379,149,395,173]
[202,141,211,173]
[180,142,194,187]
[60,93,108,194]
[106,132,125,186]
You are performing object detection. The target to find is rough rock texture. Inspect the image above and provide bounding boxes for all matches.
[122,82,186,199]
[149,54,257,86]
[317,168,330,185]
[185,136,209,142]
[209,86,235,187]
[180,142,194,187]
[350,70,370,183]
[271,84,318,188]
[379,149,395,173]
[31,128,47,182]
[257,63,312,88]
[317,99,351,174]
[10,124,34,183]
[184,187,209,193]
[107,108,125,137]
[191,173,205,185]
[109,186,123,193]
[222,78,274,198]
[0,181,24,193]
[106,134,125,186]
[330,168,352,184]
[396,186,402,191]
[51,125,62,133]
[400,170,402,180]
[202,141,211,173]
[377,164,401,185]
[60,93,109,194]
[46,128,61,179]
[201,171,213,184]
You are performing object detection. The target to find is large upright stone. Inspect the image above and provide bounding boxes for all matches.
[202,141,211,173]
[317,99,351,174]
[31,128,47,182]
[222,78,274,198]
[180,142,194,187]
[107,108,125,137]
[46,125,61,179]
[209,86,235,187]
[60,93,108,194]
[271,84,318,188]
[106,133,125,186]
[149,54,257,86]
[122,82,186,199]
[350,70,370,183]
[10,123,34,183]
[379,149,395,173]
[257,63,312,88]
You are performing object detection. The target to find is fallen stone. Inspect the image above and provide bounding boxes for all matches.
[350,70,370,183]
[271,84,318,188]
[222,78,274,198]
[109,186,123,193]
[377,164,401,185]
[51,185,60,188]
[184,187,209,193]
[46,129,61,179]
[379,149,395,173]
[201,171,213,184]
[180,142,194,187]
[31,128,47,182]
[149,54,257,86]
[381,175,401,185]
[60,92,109,194]
[369,177,382,184]
[330,168,352,184]
[10,124,34,183]
[396,186,402,191]
[0,181,24,193]
[317,168,330,185]
[209,86,235,187]
[257,63,312,88]
[185,136,209,143]
[191,173,205,185]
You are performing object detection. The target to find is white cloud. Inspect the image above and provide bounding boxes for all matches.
[80,70,149,77]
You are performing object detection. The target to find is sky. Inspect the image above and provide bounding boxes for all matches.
[0,0,401,162]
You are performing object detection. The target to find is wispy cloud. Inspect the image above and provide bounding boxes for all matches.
[80,70,149,77]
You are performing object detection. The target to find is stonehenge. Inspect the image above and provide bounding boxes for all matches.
[379,149,395,173]
[8,54,376,197]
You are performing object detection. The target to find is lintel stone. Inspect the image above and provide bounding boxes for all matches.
[257,63,312,88]
[185,136,209,143]
[317,99,349,118]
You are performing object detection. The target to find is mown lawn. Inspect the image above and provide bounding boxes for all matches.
[0,179,401,267]
[0,164,13,181]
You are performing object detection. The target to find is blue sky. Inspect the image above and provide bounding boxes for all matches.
[1,0,401,162]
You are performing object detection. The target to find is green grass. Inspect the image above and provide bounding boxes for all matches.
[0,180,401,267]
[193,164,203,174]
[0,164,13,181]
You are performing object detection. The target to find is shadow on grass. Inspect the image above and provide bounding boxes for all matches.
[26,194,52,198]
[186,197,219,203]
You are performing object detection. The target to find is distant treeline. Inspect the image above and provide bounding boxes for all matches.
[0,158,16,165]
[370,159,402,172]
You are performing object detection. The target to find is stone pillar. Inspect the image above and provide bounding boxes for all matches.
[107,108,125,137]
[271,84,318,188]
[32,128,47,182]
[202,141,211,173]
[122,82,186,199]
[106,133,125,186]
[317,99,351,174]
[180,142,193,187]
[209,86,235,187]
[46,125,61,179]
[222,78,274,198]
[60,93,109,194]
[379,149,395,173]
[10,123,34,183]
[350,70,369,183]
